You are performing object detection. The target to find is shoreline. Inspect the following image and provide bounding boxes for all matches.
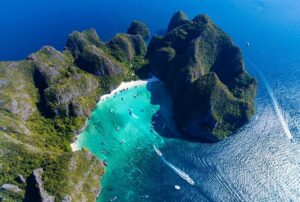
[70,76,160,152]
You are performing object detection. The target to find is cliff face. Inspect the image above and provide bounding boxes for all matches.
[0,11,257,201]
[147,12,257,141]
[0,25,148,201]
[127,20,150,40]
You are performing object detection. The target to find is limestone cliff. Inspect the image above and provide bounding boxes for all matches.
[0,25,147,201]
[127,20,150,40]
[147,11,257,141]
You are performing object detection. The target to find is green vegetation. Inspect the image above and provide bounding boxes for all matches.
[147,11,257,141]
[0,24,148,201]
[127,20,150,40]
[0,108,95,201]
[167,11,190,32]
[0,11,257,201]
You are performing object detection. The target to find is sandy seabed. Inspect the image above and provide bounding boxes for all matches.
[70,76,159,151]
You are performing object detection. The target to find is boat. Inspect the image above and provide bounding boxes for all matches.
[130,112,139,119]
[153,144,163,157]
[110,109,113,113]
[117,126,120,131]
[246,41,250,47]
[103,160,108,167]
[110,196,117,201]
[142,195,149,199]
[175,185,180,190]
[163,159,195,186]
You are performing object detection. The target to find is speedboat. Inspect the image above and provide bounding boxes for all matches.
[153,144,163,157]
[110,196,117,201]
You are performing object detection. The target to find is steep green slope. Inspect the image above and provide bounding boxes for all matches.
[127,20,150,40]
[147,11,257,141]
[0,11,257,201]
[0,24,148,201]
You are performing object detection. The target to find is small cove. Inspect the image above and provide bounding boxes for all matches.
[75,81,195,201]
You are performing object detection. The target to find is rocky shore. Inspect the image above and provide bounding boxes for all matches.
[0,11,257,201]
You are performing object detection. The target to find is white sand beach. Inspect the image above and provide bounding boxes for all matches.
[70,76,160,152]
[98,76,159,103]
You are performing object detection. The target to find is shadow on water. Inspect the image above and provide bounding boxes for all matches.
[146,80,216,143]
[146,80,180,139]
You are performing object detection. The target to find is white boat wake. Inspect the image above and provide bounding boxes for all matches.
[162,157,195,185]
[153,145,195,185]
[131,112,139,119]
[247,59,293,140]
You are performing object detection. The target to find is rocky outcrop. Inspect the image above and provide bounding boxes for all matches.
[26,46,102,118]
[16,174,26,184]
[0,12,258,202]
[63,151,104,201]
[0,61,37,121]
[44,73,100,117]
[1,184,22,193]
[0,27,141,202]
[127,20,150,40]
[28,46,71,86]
[66,29,124,78]
[25,168,55,202]
[66,29,103,59]
[167,11,190,32]
[147,11,257,141]
[66,29,147,81]
[76,45,122,77]
[107,33,147,62]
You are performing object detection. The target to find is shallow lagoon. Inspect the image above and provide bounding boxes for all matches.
[13,0,299,200]
[76,75,300,201]
[76,82,191,201]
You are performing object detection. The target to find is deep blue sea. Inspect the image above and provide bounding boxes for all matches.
[2,0,300,201]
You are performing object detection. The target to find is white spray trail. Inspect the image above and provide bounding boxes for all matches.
[162,157,195,185]
[247,59,293,140]
[153,145,195,185]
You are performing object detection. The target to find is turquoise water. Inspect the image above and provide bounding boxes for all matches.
[2,0,300,201]
[75,1,300,201]
[76,82,189,201]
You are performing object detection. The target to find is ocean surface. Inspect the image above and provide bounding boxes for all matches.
[2,0,300,201]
